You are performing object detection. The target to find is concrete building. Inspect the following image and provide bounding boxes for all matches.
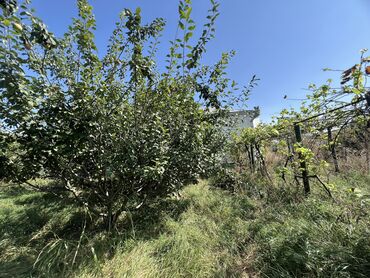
[224,106,260,134]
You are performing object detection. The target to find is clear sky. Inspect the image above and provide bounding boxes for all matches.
[31,0,370,122]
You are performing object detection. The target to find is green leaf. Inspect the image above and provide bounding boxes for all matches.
[2,19,11,27]
[185,32,193,42]
[12,22,23,32]
[351,88,362,95]
[179,21,185,30]
[185,7,192,20]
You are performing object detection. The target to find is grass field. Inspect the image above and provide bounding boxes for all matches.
[1,174,369,277]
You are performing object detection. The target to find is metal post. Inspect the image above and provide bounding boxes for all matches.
[294,124,310,196]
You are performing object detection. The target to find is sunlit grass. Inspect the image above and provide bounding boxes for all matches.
[1,175,369,277]
[77,181,253,277]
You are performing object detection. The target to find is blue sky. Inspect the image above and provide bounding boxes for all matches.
[31,0,370,122]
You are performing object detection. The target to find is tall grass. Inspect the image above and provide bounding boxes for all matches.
[0,182,84,277]
[77,182,254,277]
[238,172,370,278]
[1,174,369,277]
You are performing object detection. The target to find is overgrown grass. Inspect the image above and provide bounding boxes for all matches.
[241,172,370,278]
[0,181,255,277]
[0,182,85,277]
[77,182,254,277]
[1,174,369,277]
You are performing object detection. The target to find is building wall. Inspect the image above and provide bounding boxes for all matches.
[224,107,260,134]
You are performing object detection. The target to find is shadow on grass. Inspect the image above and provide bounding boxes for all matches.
[0,183,192,277]
[0,184,84,277]
[121,196,191,240]
[0,255,35,278]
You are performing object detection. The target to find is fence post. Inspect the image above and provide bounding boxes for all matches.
[294,124,310,196]
[327,127,340,173]
[365,91,370,106]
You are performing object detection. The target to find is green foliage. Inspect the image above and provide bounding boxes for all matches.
[229,125,278,180]
[0,0,244,230]
[256,51,370,189]
[236,125,279,146]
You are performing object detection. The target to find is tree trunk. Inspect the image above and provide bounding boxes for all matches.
[250,144,255,172]
[245,144,252,171]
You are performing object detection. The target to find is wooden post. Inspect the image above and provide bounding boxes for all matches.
[294,124,310,196]
[327,127,340,173]
[365,91,370,106]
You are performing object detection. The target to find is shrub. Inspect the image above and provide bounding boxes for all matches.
[0,0,248,230]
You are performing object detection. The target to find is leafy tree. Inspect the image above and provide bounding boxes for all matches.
[0,0,247,230]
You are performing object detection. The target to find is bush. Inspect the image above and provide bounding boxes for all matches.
[0,0,246,230]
